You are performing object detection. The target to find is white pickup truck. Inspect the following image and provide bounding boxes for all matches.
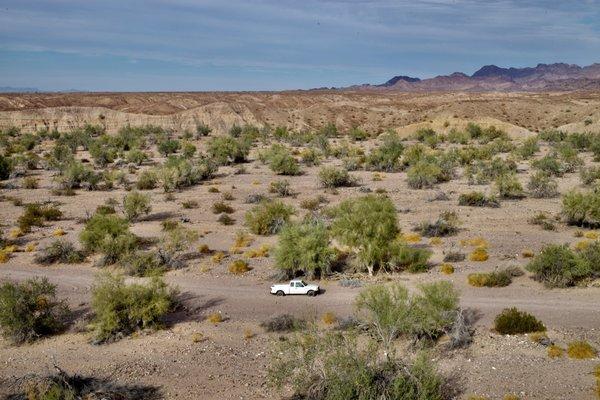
[270,280,320,297]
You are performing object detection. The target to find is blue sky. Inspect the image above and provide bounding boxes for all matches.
[1,0,599,91]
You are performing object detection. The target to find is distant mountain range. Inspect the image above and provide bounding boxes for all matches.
[0,86,40,93]
[342,63,600,92]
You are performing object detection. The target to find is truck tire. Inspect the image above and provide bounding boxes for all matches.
[276,290,285,296]
[307,290,316,297]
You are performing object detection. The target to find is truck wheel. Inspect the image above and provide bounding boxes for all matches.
[276,290,285,296]
[307,290,316,297]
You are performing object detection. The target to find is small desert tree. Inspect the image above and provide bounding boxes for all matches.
[331,195,399,275]
[274,221,336,278]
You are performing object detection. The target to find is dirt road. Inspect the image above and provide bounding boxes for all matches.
[2,263,599,331]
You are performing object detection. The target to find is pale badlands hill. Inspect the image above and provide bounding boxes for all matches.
[0,91,599,136]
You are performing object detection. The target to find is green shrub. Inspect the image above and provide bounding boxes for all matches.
[269,179,292,197]
[158,157,216,192]
[555,143,583,172]
[245,200,295,235]
[88,140,117,167]
[531,154,564,176]
[562,189,600,226]
[467,267,522,287]
[269,329,445,400]
[495,173,525,199]
[275,221,335,278]
[207,136,251,165]
[465,157,517,184]
[80,213,137,265]
[34,240,86,265]
[90,273,177,343]
[447,128,470,144]
[415,211,459,237]
[364,132,404,172]
[515,137,539,159]
[300,147,322,166]
[494,307,546,334]
[57,160,95,189]
[538,129,566,143]
[389,244,432,273]
[261,144,301,175]
[458,191,500,208]
[413,127,442,148]
[348,127,369,141]
[157,139,181,156]
[136,169,158,190]
[196,123,212,137]
[160,225,199,256]
[123,191,152,221]
[0,277,70,344]
[318,166,356,188]
[406,160,444,189]
[580,166,600,186]
[212,201,234,214]
[527,171,558,198]
[576,240,600,275]
[0,154,12,180]
[17,203,63,233]
[526,244,591,288]
[182,141,196,158]
[356,281,458,346]
[119,251,166,277]
[125,149,149,165]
